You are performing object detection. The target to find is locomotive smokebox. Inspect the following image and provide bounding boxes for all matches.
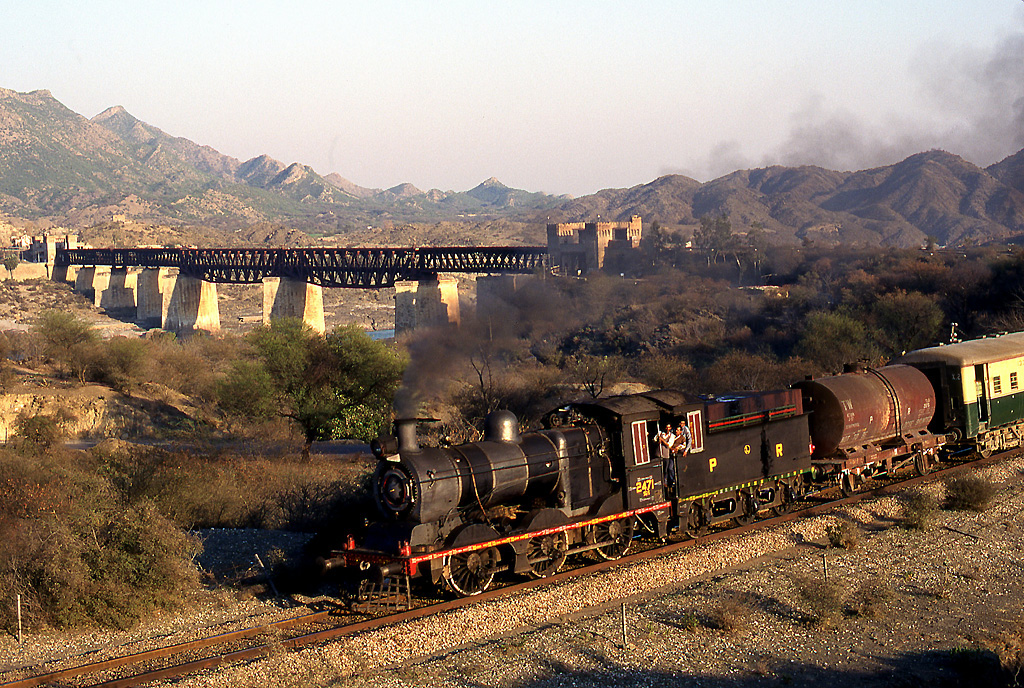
[395,419,420,453]
[796,364,936,458]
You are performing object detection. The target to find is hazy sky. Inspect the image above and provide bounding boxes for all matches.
[3,1,1023,196]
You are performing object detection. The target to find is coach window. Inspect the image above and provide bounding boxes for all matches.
[1012,372,1019,391]
[994,376,1002,395]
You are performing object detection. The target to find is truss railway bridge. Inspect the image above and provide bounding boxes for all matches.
[53,246,548,334]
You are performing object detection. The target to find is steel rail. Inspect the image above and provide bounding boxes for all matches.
[0,610,332,688]
[5,451,1010,688]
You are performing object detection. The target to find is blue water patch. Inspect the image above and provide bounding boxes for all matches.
[368,328,395,340]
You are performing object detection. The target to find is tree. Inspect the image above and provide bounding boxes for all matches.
[743,222,769,282]
[325,323,408,441]
[229,319,406,456]
[871,290,944,356]
[32,310,100,383]
[216,360,277,421]
[796,311,880,374]
[3,254,19,278]
[563,354,623,399]
[692,215,735,266]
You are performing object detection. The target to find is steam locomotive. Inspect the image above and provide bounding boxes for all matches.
[320,332,1024,599]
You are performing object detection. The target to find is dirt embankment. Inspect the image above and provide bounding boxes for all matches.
[0,381,201,441]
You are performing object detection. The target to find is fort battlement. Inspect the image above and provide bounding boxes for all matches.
[546,215,642,274]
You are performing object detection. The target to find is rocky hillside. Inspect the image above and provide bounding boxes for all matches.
[0,88,567,232]
[547,150,1024,248]
[3,86,1024,247]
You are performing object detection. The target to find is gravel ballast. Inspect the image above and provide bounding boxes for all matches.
[2,459,1022,687]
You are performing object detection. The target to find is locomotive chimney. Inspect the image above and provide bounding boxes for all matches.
[395,418,420,453]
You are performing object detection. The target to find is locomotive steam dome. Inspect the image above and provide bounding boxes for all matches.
[484,410,521,443]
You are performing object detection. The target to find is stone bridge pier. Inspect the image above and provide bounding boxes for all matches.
[263,277,325,334]
[71,267,329,334]
[136,268,221,332]
[394,275,461,336]
[66,263,505,338]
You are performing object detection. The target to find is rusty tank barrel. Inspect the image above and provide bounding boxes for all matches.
[795,364,936,458]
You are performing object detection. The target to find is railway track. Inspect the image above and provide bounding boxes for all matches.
[1,451,1010,688]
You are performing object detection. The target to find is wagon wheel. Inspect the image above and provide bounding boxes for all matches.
[442,524,501,597]
[524,509,571,579]
[840,472,859,497]
[769,480,792,517]
[684,500,708,538]
[732,490,758,527]
[593,516,635,560]
[913,452,932,476]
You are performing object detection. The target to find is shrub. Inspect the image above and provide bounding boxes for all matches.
[825,521,860,550]
[14,412,64,450]
[944,475,997,512]
[706,595,752,634]
[0,448,199,631]
[848,579,893,618]
[793,575,845,626]
[901,488,939,530]
[97,336,150,395]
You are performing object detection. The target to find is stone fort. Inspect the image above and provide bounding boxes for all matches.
[546,214,643,275]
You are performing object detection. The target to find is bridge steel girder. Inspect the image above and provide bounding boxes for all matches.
[55,246,548,288]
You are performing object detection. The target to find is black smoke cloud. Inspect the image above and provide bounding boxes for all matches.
[685,22,1024,180]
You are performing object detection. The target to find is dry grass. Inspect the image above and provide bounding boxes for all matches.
[706,595,753,634]
[91,441,374,532]
[825,521,860,550]
[847,579,894,619]
[901,488,939,530]
[986,618,1024,685]
[792,575,846,627]
[944,474,998,512]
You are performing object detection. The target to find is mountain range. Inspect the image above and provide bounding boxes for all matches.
[2,86,1024,248]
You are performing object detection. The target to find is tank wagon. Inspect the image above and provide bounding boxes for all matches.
[794,365,944,493]
[898,331,1024,457]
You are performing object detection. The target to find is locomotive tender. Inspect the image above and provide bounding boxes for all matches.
[321,332,1024,600]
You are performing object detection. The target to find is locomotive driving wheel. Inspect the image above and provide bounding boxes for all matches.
[524,509,571,579]
[442,524,501,597]
[526,532,569,578]
[593,516,635,560]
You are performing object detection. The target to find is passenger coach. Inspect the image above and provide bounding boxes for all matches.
[898,331,1024,456]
